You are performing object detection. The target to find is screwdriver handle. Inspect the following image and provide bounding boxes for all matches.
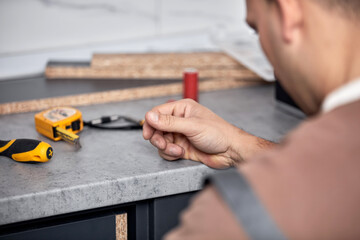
[0,139,53,163]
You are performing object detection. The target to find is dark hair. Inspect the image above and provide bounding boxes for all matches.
[266,0,360,19]
[316,0,360,18]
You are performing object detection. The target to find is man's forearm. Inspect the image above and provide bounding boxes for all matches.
[228,127,277,165]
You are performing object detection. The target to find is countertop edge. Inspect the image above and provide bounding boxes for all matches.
[0,164,217,225]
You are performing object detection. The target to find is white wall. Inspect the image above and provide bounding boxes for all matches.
[0,0,246,54]
[0,0,247,79]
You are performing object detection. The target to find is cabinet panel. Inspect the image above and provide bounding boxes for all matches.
[0,192,197,240]
[151,191,197,240]
[0,215,116,240]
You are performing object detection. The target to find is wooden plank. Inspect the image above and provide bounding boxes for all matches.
[116,213,127,240]
[45,66,258,80]
[0,78,264,115]
[91,52,242,68]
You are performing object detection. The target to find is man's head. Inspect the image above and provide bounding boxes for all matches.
[246,0,360,115]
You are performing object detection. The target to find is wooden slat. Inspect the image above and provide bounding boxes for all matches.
[45,66,258,80]
[0,78,264,115]
[91,52,242,68]
[116,213,127,240]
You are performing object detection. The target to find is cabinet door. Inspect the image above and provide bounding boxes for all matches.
[0,213,128,240]
[150,191,196,240]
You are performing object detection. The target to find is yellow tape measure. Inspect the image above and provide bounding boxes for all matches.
[35,107,83,148]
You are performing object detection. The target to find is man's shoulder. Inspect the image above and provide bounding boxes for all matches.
[241,102,360,240]
[284,99,360,149]
[248,99,360,167]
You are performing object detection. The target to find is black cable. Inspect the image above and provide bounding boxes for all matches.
[83,115,143,130]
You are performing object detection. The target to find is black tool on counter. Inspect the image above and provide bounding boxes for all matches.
[83,115,144,130]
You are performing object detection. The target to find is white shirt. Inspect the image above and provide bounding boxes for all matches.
[322,78,360,113]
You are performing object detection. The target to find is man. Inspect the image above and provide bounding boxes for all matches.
[143,0,360,239]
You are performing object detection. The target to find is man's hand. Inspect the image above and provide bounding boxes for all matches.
[164,186,248,240]
[143,99,275,169]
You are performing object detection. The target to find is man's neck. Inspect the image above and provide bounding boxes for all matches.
[347,30,360,83]
[313,13,360,101]
[298,3,360,115]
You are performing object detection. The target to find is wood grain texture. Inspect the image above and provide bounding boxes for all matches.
[0,78,264,115]
[91,52,242,68]
[45,66,258,80]
[116,213,127,240]
[46,52,259,80]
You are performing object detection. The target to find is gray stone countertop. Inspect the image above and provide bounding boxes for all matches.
[0,84,304,225]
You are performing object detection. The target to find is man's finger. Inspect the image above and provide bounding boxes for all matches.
[160,143,184,158]
[151,99,197,117]
[142,120,155,140]
[150,130,166,150]
[145,111,199,136]
[159,149,181,161]
[163,132,174,143]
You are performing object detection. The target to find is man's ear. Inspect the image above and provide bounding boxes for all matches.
[275,0,304,43]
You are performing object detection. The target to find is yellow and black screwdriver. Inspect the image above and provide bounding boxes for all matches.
[0,139,53,163]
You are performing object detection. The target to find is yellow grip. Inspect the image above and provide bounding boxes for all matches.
[0,139,53,163]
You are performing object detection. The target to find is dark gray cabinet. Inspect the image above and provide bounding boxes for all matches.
[0,191,196,240]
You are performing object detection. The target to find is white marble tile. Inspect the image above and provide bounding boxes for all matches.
[159,0,247,35]
[0,0,250,80]
[0,0,157,54]
[0,32,219,80]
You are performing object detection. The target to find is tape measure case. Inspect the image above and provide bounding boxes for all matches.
[34,107,83,141]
